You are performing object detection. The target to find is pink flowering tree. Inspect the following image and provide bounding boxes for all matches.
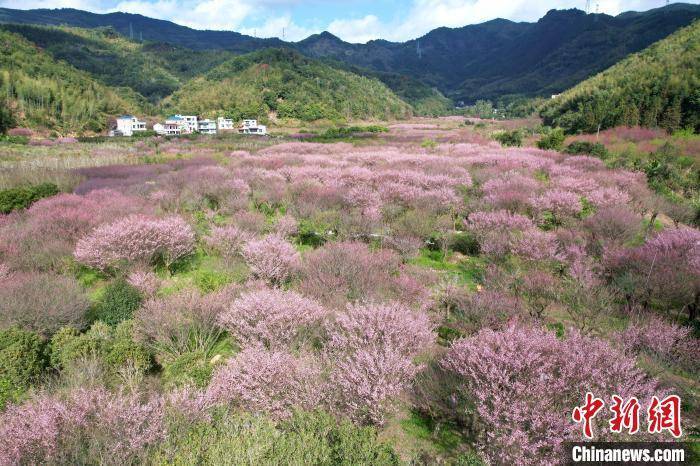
[299,241,402,308]
[441,324,660,465]
[529,189,582,226]
[218,288,328,350]
[605,227,700,321]
[126,270,161,297]
[463,210,535,258]
[74,215,195,272]
[241,234,301,286]
[205,224,253,258]
[0,388,168,465]
[325,302,434,425]
[619,316,699,373]
[205,346,322,419]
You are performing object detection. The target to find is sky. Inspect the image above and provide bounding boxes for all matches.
[0,0,695,43]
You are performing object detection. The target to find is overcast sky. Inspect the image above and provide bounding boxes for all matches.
[0,0,695,43]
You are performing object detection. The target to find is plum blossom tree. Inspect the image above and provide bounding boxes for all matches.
[74,215,195,272]
[0,388,169,465]
[218,288,328,350]
[441,324,659,465]
[605,227,700,321]
[205,347,322,419]
[325,302,434,425]
[241,235,301,286]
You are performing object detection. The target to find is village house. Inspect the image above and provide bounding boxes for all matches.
[174,114,198,133]
[198,119,217,135]
[238,119,267,135]
[217,117,235,131]
[114,115,146,136]
[163,115,188,135]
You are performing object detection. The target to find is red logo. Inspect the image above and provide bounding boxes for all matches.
[572,392,605,438]
[609,395,640,434]
[573,393,682,438]
[648,395,682,438]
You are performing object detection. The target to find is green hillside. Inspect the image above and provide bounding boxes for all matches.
[0,24,236,102]
[162,48,413,122]
[0,28,143,133]
[541,20,700,134]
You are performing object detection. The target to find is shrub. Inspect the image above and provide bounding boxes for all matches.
[492,130,522,147]
[49,321,151,378]
[325,302,434,425]
[91,279,143,327]
[74,215,195,272]
[241,235,300,286]
[299,241,401,308]
[449,232,480,256]
[441,324,659,464]
[150,409,399,465]
[219,288,328,350]
[564,141,609,158]
[0,273,89,335]
[162,351,215,389]
[535,127,565,151]
[135,289,231,362]
[0,327,45,409]
[0,183,60,214]
[206,347,322,419]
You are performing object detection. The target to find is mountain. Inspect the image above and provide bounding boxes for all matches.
[2,4,698,103]
[295,5,700,102]
[0,24,237,102]
[161,48,413,122]
[0,28,142,133]
[540,20,700,134]
[0,7,282,52]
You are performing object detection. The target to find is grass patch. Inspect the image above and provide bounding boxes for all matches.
[409,249,486,289]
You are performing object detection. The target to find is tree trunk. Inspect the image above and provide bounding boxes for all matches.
[688,291,699,322]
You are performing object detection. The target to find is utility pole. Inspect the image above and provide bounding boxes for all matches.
[416,40,422,59]
[129,22,133,40]
[585,0,591,14]
[282,27,285,40]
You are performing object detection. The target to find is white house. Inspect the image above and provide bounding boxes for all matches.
[174,115,198,133]
[198,119,217,135]
[238,119,267,135]
[153,123,165,135]
[163,115,188,136]
[217,117,235,131]
[115,115,146,136]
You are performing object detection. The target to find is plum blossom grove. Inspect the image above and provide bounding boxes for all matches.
[0,137,698,465]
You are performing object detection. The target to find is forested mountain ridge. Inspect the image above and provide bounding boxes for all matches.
[540,20,700,134]
[1,4,698,103]
[1,23,445,125]
[162,48,413,122]
[0,28,141,133]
